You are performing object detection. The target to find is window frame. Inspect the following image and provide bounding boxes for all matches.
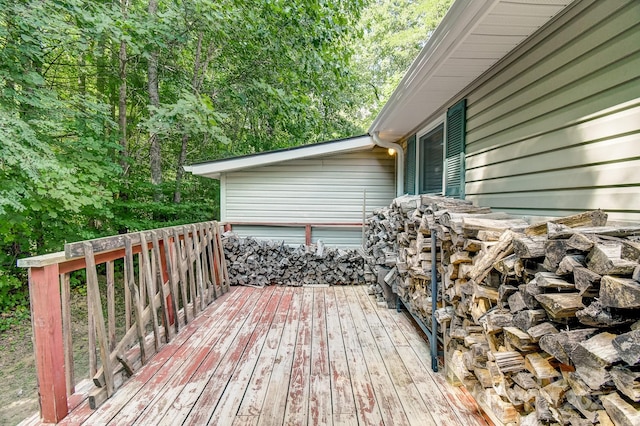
[414,114,446,195]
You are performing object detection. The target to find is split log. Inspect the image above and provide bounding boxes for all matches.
[540,380,570,407]
[493,253,521,276]
[586,244,638,276]
[512,309,546,332]
[610,367,640,402]
[473,283,499,302]
[555,254,585,276]
[535,292,584,320]
[484,388,521,424]
[527,322,558,343]
[512,372,539,390]
[566,390,602,423]
[612,329,640,365]
[504,326,538,352]
[490,351,526,374]
[520,281,542,310]
[508,291,527,314]
[513,235,546,259]
[469,229,517,283]
[463,239,483,252]
[525,353,561,382]
[535,394,555,422]
[621,239,640,262]
[601,392,640,426]
[535,272,575,290]
[538,329,597,365]
[524,210,607,236]
[462,217,528,238]
[498,285,518,306]
[570,332,620,390]
[576,300,637,328]
[544,240,572,271]
[477,230,503,241]
[548,225,640,239]
[479,309,513,334]
[573,266,602,297]
[567,232,598,251]
[599,275,640,309]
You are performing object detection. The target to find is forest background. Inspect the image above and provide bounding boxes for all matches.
[0,0,452,322]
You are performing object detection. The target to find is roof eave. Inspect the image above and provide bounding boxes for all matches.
[185,135,375,179]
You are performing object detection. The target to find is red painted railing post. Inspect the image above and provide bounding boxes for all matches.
[28,264,68,423]
[305,224,312,245]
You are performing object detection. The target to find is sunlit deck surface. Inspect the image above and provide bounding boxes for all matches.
[28,285,489,425]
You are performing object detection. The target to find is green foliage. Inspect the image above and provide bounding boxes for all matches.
[351,0,454,126]
[0,305,30,333]
[0,0,451,314]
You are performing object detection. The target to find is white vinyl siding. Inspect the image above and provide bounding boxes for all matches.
[464,0,640,222]
[222,148,395,247]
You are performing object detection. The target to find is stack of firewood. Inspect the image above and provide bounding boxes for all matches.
[222,232,365,286]
[365,195,640,425]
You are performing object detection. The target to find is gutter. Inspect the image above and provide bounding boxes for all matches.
[372,132,404,197]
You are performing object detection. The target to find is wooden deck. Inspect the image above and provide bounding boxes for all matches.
[28,285,490,426]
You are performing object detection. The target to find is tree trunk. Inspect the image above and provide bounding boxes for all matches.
[173,134,189,203]
[148,0,162,200]
[118,0,129,174]
[173,31,216,204]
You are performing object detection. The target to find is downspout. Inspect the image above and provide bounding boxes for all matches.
[372,131,404,197]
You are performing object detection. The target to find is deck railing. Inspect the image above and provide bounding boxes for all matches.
[17,221,229,423]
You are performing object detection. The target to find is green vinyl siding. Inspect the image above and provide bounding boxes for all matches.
[463,0,640,222]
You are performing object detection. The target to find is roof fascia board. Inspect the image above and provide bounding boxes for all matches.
[368,0,496,138]
[399,0,582,140]
[184,135,375,179]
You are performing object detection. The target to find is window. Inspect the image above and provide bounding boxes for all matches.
[419,124,444,194]
[405,98,466,197]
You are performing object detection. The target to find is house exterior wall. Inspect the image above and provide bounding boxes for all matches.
[222,147,395,247]
[463,0,640,222]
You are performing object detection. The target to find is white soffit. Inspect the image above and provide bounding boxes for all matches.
[184,135,375,179]
[369,0,575,142]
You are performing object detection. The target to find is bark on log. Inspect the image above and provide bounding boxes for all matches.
[524,210,607,236]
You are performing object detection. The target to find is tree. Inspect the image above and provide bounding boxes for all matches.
[351,0,454,127]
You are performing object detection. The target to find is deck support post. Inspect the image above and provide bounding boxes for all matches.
[305,224,312,246]
[28,264,68,423]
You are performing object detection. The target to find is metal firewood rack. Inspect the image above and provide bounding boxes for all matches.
[397,228,443,372]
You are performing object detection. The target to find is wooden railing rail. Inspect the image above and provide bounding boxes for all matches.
[17,221,229,423]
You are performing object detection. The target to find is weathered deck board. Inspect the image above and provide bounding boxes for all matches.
[28,285,491,426]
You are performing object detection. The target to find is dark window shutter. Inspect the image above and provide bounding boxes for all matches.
[405,134,416,195]
[445,99,466,198]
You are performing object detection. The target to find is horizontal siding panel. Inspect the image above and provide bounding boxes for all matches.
[230,226,306,246]
[468,187,640,215]
[468,27,639,136]
[466,77,640,154]
[466,133,640,182]
[463,0,640,223]
[466,103,640,168]
[312,228,364,249]
[226,178,393,187]
[468,1,635,116]
[466,158,640,195]
[468,52,640,144]
[223,148,395,226]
